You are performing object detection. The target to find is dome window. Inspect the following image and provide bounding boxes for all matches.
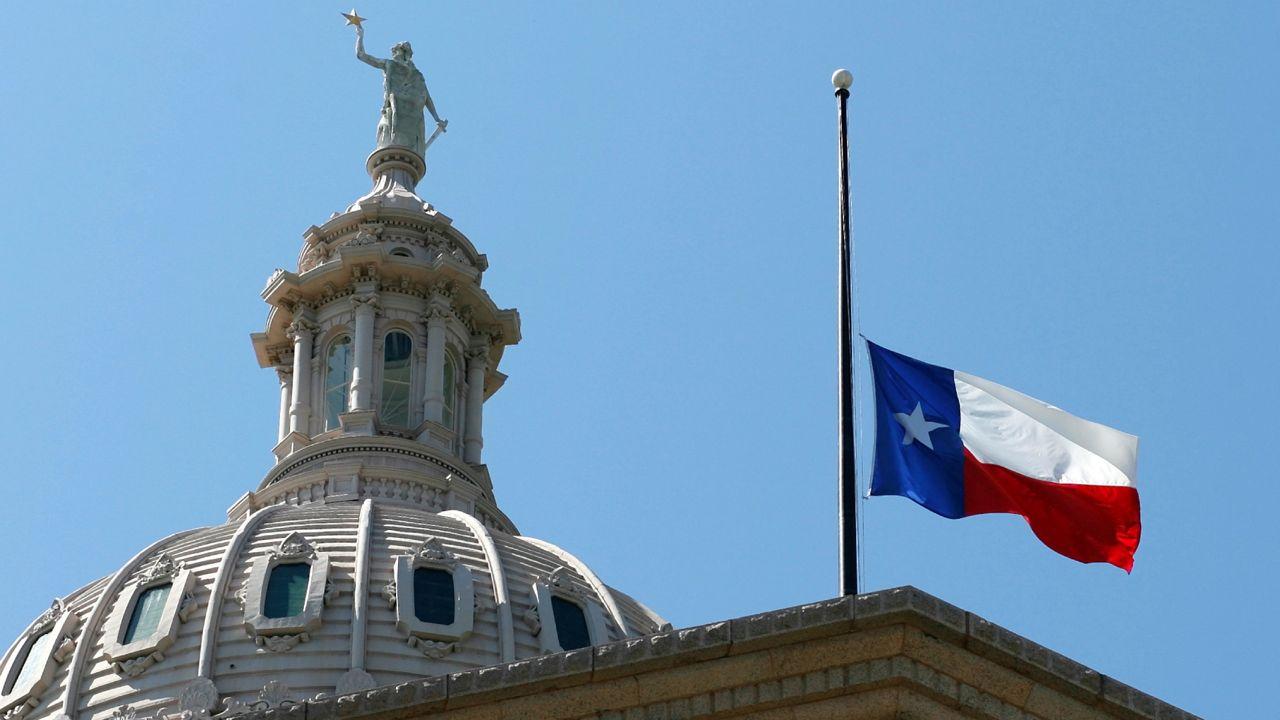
[4,630,53,695]
[102,553,197,677]
[550,596,591,651]
[412,567,455,625]
[528,567,609,654]
[0,599,78,717]
[390,247,413,257]
[324,336,353,430]
[263,563,311,619]
[240,532,337,653]
[386,537,474,656]
[381,331,414,428]
[123,584,171,643]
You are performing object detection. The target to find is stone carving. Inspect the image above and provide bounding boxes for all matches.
[114,653,163,678]
[212,680,299,719]
[350,223,384,246]
[109,706,138,720]
[286,317,319,340]
[352,20,446,157]
[300,242,332,272]
[269,531,318,561]
[545,566,575,593]
[256,633,307,653]
[176,678,220,718]
[522,605,541,636]
[411,536,456,564]
[136,553,181,585]
[28,599,65,637]
[405,636,455,659]
[382,580,397,609]
[335,669,376,695]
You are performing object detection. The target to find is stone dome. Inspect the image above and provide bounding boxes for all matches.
[0,500,666,720]
[0,133,668,720]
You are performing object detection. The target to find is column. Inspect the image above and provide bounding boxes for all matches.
[275,366,293,442]
[287,318,316,435]
[421,305,449,424]
[463,341,488,464]
[350,294,379,412]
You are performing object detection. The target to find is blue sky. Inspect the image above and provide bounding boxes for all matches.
[1,3,1275,716]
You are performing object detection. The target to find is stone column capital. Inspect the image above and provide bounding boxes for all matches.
[351,293,382,315]
[287,316,320,340]
[466,344,490,369]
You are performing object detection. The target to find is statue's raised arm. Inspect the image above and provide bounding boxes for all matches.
[354,26,385,70]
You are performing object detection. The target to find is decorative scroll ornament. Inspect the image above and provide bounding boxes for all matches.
[412,536,456,565]
[256,634,307,653]
[212,681,299,719]
[545,566,575,593]
[522,605,541,636]
[381,580,398,609]
[110,706,139,720]
[29,599,66,637]
[269,532,318,561]
[136,553,182,586]
[406,637,455,659]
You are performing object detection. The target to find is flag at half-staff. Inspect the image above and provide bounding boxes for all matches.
[865,341,1141,571]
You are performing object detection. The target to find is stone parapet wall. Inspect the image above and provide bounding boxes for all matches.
[232,587,1197,720]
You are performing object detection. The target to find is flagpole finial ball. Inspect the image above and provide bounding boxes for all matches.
[832,68,853,91]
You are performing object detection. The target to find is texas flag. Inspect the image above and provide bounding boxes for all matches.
[867,341,1141,571]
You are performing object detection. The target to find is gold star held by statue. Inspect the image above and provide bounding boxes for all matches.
[341,9,366,27]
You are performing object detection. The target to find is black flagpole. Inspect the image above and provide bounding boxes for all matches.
[833,69,857,597]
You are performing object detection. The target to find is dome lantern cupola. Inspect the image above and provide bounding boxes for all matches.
[248,89,519,533]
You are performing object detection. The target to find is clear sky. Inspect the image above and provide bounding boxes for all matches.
[1,3,1275,716]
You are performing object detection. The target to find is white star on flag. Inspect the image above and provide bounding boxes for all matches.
[894,402,949,451]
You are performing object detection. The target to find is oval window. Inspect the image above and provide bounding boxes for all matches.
[264,563,311,619]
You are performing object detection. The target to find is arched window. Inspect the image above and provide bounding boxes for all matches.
[381,331,413,428]
[122,583,172,644]
[264,562,311,619]
[390,247,413,258]
[412,567,455,625]
[551,596,591,651]
[441,351,459,430]
[324,336,352,430]
[3,629,53,694]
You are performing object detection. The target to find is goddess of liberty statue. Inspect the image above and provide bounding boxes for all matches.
[353,21,447,157]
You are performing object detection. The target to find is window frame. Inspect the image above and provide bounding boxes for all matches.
[101,553,197,677]
[529,568,608,655]
[241,532,334,652]
[0,600,79,718]
[323,334,353,431]
[379,329,414,428]
[388,537,474,643]
[441,349,459,431]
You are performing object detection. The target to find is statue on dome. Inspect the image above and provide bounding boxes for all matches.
[347,11,447,157]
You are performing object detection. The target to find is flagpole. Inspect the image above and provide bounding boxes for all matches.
[833,68,858,597]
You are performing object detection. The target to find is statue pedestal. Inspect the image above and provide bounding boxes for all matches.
[351,146,429,212]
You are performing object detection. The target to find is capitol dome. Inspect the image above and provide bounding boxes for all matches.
[0,115,665,720]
